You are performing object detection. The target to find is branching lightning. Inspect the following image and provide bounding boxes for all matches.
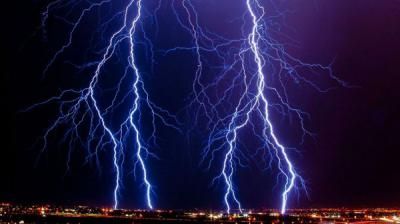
[246,0,297,214]
[167,0,346,214]
[27,0,181,210]
[26,0,346,214]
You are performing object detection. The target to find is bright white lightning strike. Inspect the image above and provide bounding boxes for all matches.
[27,0,346,213]
[173,0,342,214]
[29,0,181,210]
[246,0,297,214]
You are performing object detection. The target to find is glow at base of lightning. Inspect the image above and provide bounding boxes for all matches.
[28,0,181,210]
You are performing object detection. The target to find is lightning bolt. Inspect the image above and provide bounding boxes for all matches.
[167,0,346,214]
[126,0,153,209]
[246,0,296,214]
[25,0,346,213]
[26,0,180,210]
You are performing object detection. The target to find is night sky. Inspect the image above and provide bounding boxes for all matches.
[3,0,400,210]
